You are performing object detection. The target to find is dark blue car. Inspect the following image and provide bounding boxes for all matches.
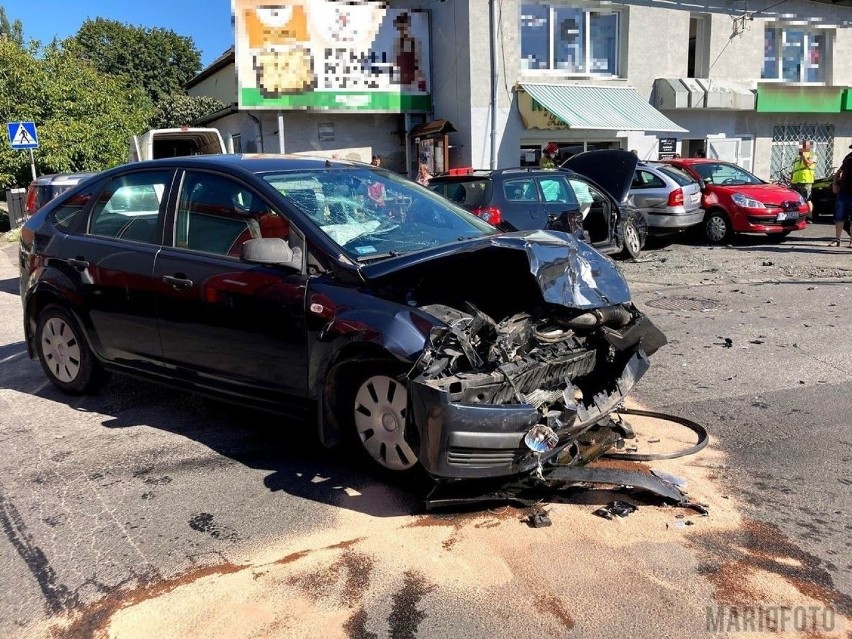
[18,154,664,481]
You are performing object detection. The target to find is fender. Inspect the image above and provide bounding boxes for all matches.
[23,266,104,360]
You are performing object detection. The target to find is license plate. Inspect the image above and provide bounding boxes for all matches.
[776,212,787,221]
[690,193,700,204]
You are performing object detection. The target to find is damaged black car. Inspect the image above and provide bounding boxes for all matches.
[18,155,665,480]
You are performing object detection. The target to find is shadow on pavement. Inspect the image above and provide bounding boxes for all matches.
[0,363,423,518]
[0,277,19,295]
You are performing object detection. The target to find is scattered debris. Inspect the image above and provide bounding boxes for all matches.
[647,437,661,444]
[715,337,733,348]
[526,509,552,528]
[651,469,687,489]
[761,260,774,266]
[593,501,637,520]
[749,339,764,345]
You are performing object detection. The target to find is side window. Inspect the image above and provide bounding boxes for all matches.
[174,171,290,258]
[536,176,578,204]
[632,170,666,189]
[48,180,105,234]
[89,171,171,244]
[503,178,539,202]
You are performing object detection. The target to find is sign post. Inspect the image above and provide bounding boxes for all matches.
[7,121,39,181]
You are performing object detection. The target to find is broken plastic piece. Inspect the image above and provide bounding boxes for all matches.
[651,469,687,489]
[593,500,637,520]
[526,509,552,528]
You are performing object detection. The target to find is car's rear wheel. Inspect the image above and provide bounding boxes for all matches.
[704,210,732,244]
[35,305,104,395]
[620,219,642,259]
[339,364,421,478]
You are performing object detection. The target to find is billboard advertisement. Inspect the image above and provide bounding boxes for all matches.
[232,1,431,112]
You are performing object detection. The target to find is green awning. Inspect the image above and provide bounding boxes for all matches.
[519,83,687,132]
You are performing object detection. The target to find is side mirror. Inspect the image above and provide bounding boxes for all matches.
[241,238,302,270]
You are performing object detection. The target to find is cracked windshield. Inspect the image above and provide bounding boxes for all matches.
[263,169,496,260]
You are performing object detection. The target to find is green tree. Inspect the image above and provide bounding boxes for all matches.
[150,93,227,129]
[71,18,201,106]
[0,7,24,45]
[0,38,153,188]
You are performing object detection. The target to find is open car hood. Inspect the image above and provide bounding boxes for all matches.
[359,230,631,310]
[562,150,639,204]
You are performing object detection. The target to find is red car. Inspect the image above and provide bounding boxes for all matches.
[661,159,807,243]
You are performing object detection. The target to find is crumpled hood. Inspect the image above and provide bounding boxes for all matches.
[359,230,632,310]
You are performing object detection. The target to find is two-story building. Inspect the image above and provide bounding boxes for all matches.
[188,0,852,181]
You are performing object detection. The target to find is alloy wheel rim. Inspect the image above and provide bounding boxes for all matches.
[707,216,727,242]
[353,375,415,471]
[41,317,81,383]
[624,223,640,254]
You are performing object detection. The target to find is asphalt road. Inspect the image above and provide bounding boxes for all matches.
[0,222,850,638]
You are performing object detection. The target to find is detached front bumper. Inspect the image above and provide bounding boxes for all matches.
[409,350,651,479]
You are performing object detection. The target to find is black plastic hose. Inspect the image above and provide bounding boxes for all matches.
[603,408,709,461]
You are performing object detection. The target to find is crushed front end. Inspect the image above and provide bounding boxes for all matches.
[409,302,666,479]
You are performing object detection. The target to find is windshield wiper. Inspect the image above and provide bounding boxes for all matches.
[355,251,402,262]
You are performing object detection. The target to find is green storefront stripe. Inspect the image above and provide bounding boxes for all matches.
[240,89,432,112]
[756,84,846,113]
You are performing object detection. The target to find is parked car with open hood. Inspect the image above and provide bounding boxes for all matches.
[661,158,808,243]
[428,150,647,258]
[18,155,665,481]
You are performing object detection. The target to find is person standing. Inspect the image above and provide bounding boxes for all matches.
[416,163,432,186]
[540,142,558,169]
[791,139,816,221]
[830,146,852,248]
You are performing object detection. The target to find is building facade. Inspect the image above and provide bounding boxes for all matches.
[188,0,852,181]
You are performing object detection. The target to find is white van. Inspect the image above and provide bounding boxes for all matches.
[129,127,226,162]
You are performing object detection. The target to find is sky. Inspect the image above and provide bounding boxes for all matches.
[3,0,235,67]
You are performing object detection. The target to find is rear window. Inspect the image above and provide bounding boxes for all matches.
[429,179,490,208]
[656,165,696,187]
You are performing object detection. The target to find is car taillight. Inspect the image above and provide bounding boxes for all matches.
[25,186,37,214]
[667,188,684,207]
[472,206,502,226]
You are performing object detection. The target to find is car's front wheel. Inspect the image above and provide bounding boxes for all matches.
[704,210,732,244]
[35,305,105,395]
[339,364,421,477]
[620,219,642,259]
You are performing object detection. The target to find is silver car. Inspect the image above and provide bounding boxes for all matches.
[629,162,703,231]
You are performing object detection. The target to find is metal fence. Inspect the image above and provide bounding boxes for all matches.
[769,124,834,184]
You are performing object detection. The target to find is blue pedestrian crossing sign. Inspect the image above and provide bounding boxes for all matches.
[7,121,39,149]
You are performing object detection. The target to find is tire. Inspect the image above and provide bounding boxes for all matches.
[35,305,104,395]
[704,210,732,244]
[337,363,422,479]
[620,219,642,259]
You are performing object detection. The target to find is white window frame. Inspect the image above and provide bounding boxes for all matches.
[520,4,622,78]
[761,24,832,84]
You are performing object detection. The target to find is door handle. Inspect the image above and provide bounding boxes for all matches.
[162,274,194,290]
[67,257,89,270]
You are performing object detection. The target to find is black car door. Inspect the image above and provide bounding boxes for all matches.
[498,176,547,230]
[56,168,176,365]
[153,169,309,406]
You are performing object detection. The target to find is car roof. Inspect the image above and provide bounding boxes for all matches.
[430,167,580,182]
[96,153,372,179]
